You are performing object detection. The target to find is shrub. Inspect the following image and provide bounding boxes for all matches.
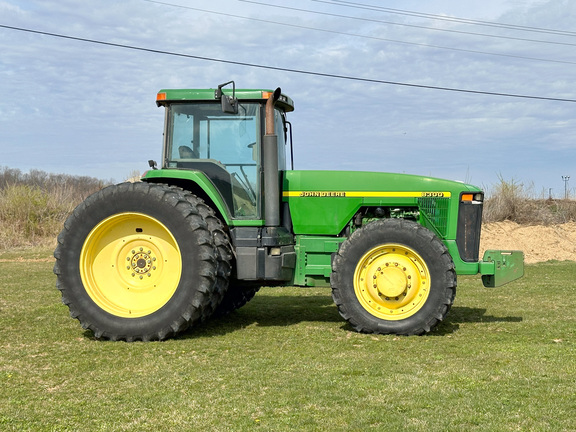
[0,167,108,249]
[0,185,70,248]
[483,177,576,225]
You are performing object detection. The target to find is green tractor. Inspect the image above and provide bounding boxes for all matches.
[54,81,524,341]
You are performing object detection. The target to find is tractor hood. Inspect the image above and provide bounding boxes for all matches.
[282,170,481,235]
[283,170,479,195]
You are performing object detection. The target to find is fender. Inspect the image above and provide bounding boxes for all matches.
[142,168,233,226]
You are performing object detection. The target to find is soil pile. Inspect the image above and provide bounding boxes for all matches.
[480,221,576,264]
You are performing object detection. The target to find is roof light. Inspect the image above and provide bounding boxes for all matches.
[262,91,273,99]
[156,92,167,102]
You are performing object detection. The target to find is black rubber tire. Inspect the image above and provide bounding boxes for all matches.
[180,189,233,318]
[53,182,220,341]
[331,219,456,335]
[212,283,260,317]
[181,187,258,318]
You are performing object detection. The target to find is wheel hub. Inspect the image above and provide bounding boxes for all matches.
[376,265,408,298]
[127,248,157,279]
[353,243,430,320]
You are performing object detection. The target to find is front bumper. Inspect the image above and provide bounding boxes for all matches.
[479,250,525,287]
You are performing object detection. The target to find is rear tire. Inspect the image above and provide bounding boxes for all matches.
[53,182,220,341]
[212,283,260,317]
[331,219,456,335]
[181,190,232,318]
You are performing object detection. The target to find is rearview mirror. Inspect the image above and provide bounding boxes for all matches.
[216,80,238,114]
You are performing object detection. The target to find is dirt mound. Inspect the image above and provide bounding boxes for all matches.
[480,221,576,264]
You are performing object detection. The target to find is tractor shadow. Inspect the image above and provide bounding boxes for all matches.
[432,306,523,336]
[185,292,341,338]
[182,291,523,339]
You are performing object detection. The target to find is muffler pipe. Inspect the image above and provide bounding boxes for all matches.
[263,88,282,227]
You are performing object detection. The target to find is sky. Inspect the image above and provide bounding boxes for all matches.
[0,0,575,197]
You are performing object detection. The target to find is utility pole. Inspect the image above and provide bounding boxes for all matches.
[561,175,570,200]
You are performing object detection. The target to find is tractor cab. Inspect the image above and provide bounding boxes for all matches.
[156,84,293,220]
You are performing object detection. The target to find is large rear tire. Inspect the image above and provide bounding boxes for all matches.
[331,219,456,335]
[212,283,260,317]
[53,182,221,341]
[181,191,232,317]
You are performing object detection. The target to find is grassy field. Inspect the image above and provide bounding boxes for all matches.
[0,248,575,432]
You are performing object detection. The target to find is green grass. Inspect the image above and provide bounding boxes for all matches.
[1,249,575,431]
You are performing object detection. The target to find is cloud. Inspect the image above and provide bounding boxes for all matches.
[0,0,574,195]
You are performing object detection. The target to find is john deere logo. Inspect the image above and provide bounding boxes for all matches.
[299,191,346,197]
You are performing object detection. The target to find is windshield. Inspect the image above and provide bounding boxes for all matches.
[165,102,261,218]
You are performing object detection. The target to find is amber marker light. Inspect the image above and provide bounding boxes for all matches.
[156,92,167,102]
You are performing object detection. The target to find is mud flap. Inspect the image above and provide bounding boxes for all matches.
[480,250,525,287]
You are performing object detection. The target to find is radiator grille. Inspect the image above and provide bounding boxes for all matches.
[418,197,450,237]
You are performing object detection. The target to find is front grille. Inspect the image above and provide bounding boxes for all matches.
[418,197,450,237]
[456,200,483,262]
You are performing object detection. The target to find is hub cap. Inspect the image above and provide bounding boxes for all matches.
[353,243,431,320]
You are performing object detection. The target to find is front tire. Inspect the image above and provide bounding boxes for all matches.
[331,219,456,335]
[53,182,220,341]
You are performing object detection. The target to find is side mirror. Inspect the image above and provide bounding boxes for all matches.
[215,80,238,114]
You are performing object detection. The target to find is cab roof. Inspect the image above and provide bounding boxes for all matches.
[156,88,294,112]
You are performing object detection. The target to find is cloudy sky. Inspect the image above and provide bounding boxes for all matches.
[1,0,575,197]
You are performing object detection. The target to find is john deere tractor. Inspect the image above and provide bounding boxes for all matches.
[54,81,524,341]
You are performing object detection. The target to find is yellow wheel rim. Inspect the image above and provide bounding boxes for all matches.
[80,212,182,318]
[353,243,431,320]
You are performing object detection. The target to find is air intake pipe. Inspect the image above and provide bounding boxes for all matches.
[263,87,282,227]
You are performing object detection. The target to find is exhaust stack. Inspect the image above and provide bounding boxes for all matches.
[263,88,282,227]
